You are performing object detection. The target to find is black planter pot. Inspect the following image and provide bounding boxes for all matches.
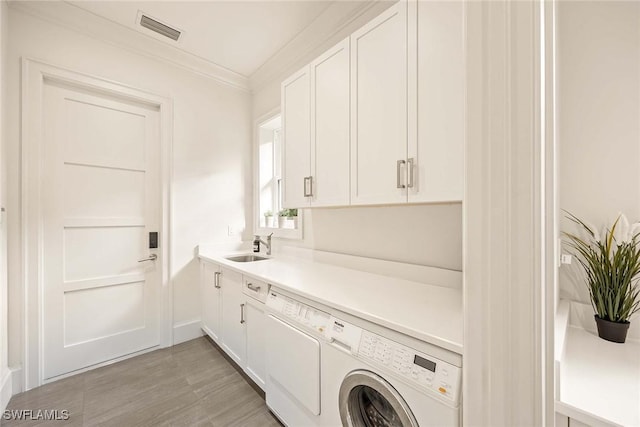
[594,315,630,343]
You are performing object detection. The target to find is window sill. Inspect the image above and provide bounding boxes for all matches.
[255,225,302,240]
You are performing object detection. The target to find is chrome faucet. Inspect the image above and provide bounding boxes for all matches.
[253,233,273,255]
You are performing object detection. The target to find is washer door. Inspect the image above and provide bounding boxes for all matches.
[339,370,419,427]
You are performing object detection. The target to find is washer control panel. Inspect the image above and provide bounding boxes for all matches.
[357,331,461,405]
[266,291,331,339]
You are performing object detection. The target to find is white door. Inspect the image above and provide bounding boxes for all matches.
[409,0,464,203]
[310,37,351,207]
[282,66,311,209]
[42,80,161,380]
[350,2,408,205]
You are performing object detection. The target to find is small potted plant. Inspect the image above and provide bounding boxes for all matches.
[278,209,288,228]
[263,210,274,228]
[277,209,299,229]
[287,208,298,229]
[563,212,640,343]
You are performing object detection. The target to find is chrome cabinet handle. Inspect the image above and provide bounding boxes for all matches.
[138,254,158,262]
[407,158,415,188]
[396,160,406,189]
[240,303,245,324]
[303,176,313,197]
[247,283,261,292]
[303,177,309,197]
[214,271,221,289]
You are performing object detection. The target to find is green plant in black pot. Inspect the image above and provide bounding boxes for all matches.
[563,212,640,343]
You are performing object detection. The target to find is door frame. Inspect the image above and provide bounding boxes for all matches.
[21,58,174,390]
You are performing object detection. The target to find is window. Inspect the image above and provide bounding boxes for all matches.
[255,112,302,239]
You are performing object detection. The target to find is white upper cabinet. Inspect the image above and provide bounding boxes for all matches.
[282,67,311,209]
[280,0,464,208]
[408,0,464,203]
[350,2,408,205]
[310,38,351,207]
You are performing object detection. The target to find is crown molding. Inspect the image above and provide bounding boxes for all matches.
[8,0,250,92]
[248,0,395,93]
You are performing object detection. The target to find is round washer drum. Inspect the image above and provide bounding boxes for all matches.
[339,370,419,427]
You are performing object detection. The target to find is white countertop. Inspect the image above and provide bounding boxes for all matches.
[556,300,640,427]
[198,249,463,355]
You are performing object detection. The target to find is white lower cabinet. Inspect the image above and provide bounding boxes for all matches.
[200,261,222,343]
[244,298,266,388]
[200,261,267,391]
[220,267,246,366]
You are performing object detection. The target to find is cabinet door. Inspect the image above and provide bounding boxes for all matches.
[282,67,311,209]
[244,299,266,389]
[220,268,246,365]
[350,2,408,205]
[310,38,351,207]
[408,1,464,203]
[200,261,222,343]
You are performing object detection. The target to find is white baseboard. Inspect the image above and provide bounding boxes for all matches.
[10,368,22,395]
[1,368,13,411]
[173,320,203,345]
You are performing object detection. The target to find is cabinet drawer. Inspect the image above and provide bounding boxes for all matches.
[243,276,269,303]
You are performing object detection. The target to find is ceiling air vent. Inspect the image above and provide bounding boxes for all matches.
[139,14,181,41]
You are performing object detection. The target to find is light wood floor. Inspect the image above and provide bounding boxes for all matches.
[3,337,282,427]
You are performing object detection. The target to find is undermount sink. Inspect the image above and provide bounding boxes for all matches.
[225,254,269,263]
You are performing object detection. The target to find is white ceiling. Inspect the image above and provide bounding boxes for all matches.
[66,1,334,77]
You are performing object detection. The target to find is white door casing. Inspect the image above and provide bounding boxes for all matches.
[22,59,173,390]
[42,80,161,380]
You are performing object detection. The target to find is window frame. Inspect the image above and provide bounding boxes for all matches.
[253,108,303,240]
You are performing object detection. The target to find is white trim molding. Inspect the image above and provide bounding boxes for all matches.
[0,369,12,411]
[173,320,204,345]
[8,1,249,92]
[248,1,393,93]
[21,58,174,391]
[464,1,550,425]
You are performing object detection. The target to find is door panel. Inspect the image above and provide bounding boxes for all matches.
[63,165,145,219]
[42,81,161,380]
[64,282,145,346]
[63,97,146,170]
[63,227,146,281]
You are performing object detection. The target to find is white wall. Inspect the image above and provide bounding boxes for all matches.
[252,36,463,271]
[0,0,11,411]
[6,7,252,379]
[558,1,640,334]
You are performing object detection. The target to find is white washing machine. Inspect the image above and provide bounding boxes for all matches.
[320,317,462,427]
